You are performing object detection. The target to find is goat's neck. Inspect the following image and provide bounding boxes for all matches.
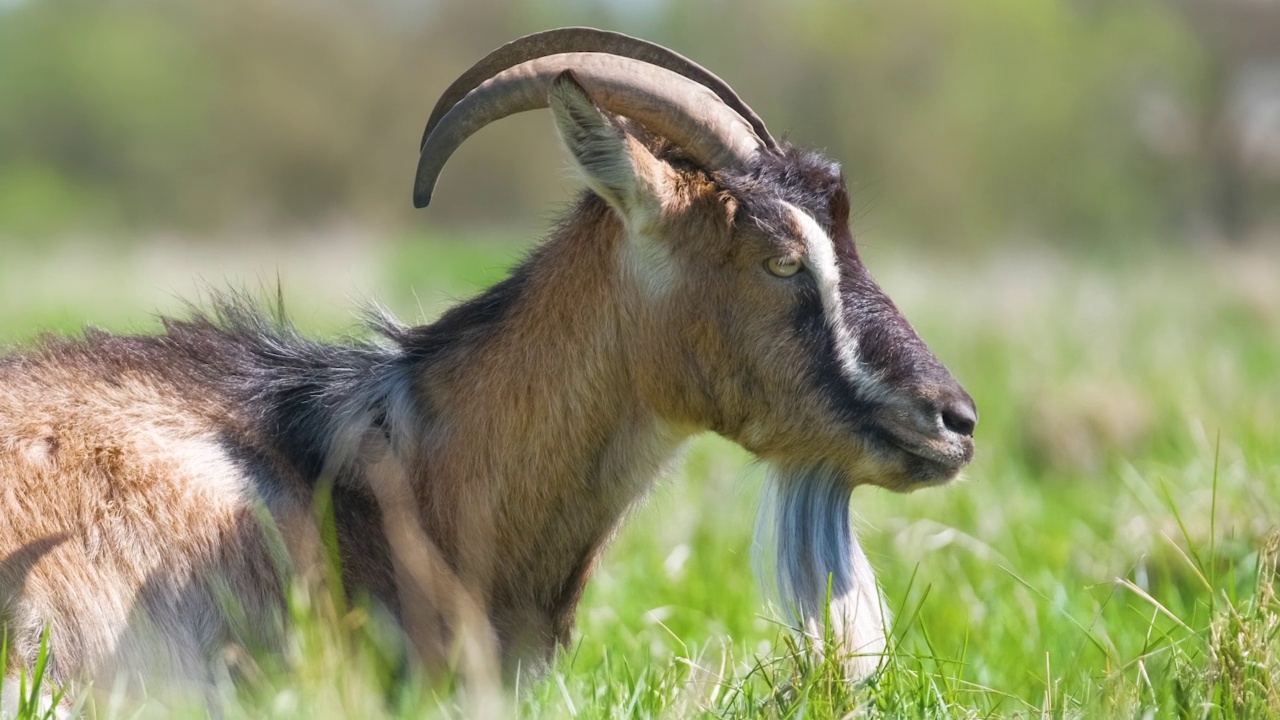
[409,199,690,656]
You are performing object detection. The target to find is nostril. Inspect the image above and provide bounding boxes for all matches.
[941,399,978,437]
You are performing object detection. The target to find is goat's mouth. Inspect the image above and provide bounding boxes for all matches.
[868,424,974,486]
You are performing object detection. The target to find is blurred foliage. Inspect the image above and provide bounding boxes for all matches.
[0,0,1276,248]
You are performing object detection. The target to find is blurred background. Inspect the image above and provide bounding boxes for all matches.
[1,0,1279,250]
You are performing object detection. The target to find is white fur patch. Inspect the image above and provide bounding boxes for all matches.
[165,435,250,503]
[0,680,16,718]
[621,231,679,297]
[0,677,66,719]
[320,359,420,486]
[18,436,57,468]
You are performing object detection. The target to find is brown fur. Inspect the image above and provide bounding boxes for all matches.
[0,362,289,687]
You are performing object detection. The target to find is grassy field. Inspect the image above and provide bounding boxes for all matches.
[1,236,1278,718]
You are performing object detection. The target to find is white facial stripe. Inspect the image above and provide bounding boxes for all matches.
[785,203,865,382]
[788,204,841,304]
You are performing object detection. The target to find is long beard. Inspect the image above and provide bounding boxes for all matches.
[753,465,888,678]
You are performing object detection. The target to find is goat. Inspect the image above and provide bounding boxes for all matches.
[0,27,976,700]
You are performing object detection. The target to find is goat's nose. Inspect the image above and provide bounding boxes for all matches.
[939,392,978,437]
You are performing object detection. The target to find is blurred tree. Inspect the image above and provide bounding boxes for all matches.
[0,0,216,232]
[1174,0,1280,243]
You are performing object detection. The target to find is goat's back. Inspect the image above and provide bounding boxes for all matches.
[0,329,303,691]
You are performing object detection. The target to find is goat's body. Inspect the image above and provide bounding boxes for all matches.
[0,200,692,688]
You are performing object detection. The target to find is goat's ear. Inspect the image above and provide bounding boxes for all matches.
[549,71,668,219]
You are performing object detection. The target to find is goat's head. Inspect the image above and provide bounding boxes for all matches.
[414,29,976,495]
[414,28,978,669]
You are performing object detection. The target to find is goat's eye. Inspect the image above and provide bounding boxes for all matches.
[765,257,802,278]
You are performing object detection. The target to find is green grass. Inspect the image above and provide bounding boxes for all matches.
[1,237,1277,718]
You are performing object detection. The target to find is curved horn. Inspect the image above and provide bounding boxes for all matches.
[420,27,776,153]
[413,54,763,208]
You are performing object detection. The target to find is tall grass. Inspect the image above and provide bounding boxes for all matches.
[0,240,1276,718]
